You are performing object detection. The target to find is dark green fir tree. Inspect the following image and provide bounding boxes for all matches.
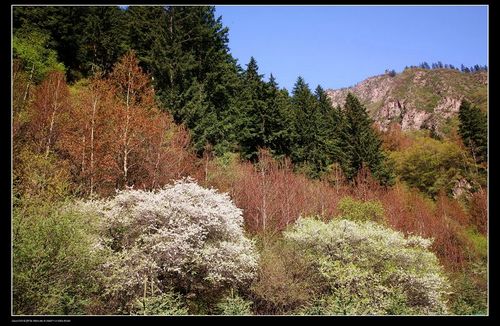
[339,93,394,185]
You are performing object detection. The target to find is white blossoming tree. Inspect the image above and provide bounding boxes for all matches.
[76,178,259,314]
[285,217,451,315]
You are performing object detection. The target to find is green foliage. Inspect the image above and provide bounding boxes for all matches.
[448,263,487,315]
[458,100,487,164]
[284,217,451,315]
[289,78,342,178]
[237,58,297,162]
[13,6,91,81]
[133,292,188,316]
[339,93,394,185]
[205,151,240,183]
[337,196,385,223]
[13,147,72,203]
[137,6,243,155]
[312,86,343,177]
[13,27,65,82]
[216,291,253,315]
[12,198,103,314]
[290,77,317,164]
[390,136,479,197]
[263,76,296,158]
[238,57,272,160]
[81,6,129,73]
[463,227,487,260]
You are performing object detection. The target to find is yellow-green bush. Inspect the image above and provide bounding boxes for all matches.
[390,136,480,198]
[13,198,103,314]
[337,196,385,223]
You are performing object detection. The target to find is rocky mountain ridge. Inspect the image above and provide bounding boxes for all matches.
[326,68,487,134]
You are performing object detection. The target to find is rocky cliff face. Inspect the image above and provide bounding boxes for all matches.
[326,68,487,133]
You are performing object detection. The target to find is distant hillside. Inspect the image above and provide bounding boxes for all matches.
[326,68,487,134]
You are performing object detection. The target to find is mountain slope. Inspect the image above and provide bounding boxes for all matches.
[326,68,487,133]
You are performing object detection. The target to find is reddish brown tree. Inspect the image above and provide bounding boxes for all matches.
[28,71,71,157]
[109,50,156,188]
[57,52,194,196]
[141,110,193,189]
[61,77,120,196]
[379,123,412,151]
[469,189,487,235]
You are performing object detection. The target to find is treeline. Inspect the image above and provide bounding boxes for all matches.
[404,62,488,73]
[13,5,392,184]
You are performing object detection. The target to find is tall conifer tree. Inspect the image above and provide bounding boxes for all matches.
[291,76,317,167]
[239,57,267,160]
[339,93,393,185]
[458,100,487,164]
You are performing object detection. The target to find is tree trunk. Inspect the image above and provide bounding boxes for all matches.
[81,133,86,173]
[22,63,35,111]
[153,151,161,189]
[123,70,131,187]
[261,166,267,232]
[90,96,98,196]
[45,77,61,158]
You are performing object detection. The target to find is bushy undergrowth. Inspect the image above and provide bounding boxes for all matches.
[13,197,103,315]
[390,136,483,198]
[337,196,385,223]
[132,291,188,316]
[216,292,253,315]
[13,150,486,316]
[448,261,487,315]
[250,238,323,314]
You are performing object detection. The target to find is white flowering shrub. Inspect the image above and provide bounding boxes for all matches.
[285,217,451,315]
[75,178,259,313]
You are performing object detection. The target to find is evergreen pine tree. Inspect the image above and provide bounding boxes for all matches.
[238,57,268,160]
[339,93,393,185]
[13,6,91,81]
[314,85,343,175]
[81,6,129,74]
[458,100,487,164]
[264,75,295,158]
[290,77,317,169]
[128,6,242,155]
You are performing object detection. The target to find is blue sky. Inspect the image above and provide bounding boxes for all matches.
[214,5,488,91]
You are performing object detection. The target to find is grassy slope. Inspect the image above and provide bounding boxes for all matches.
[389,68,487,113]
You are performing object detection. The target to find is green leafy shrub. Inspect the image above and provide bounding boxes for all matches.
[464,227,487,260]
[284,217,451,315]
[216,291,253,315]
[13,198,103,315]
[449,262,487,315]
[13,27,66,82]
[133,292,188,316]
[337,196,385,223]
[13,148,72,203]
[390,136,478,198]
